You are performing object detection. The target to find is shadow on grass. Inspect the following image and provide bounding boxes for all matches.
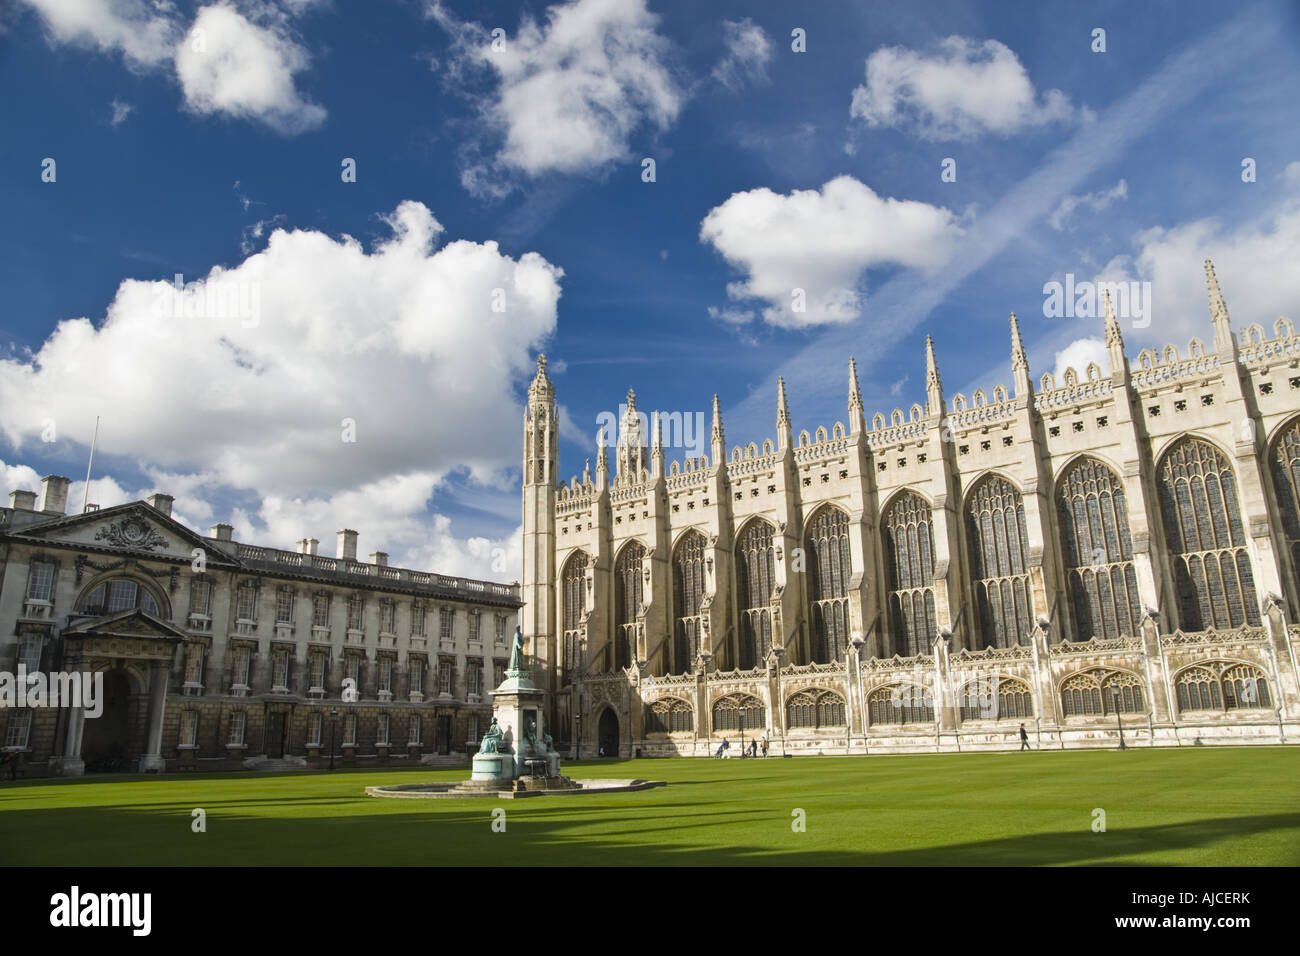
[2,802,1297,867]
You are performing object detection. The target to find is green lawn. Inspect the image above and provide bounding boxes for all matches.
[1,747,1297,865]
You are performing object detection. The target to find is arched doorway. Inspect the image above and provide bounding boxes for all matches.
[81,669,135,772]
[597,708,619,758]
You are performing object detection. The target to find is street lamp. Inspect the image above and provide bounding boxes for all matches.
[574,711,585,762]
[1111,690,1126,751]
[328,707,339,770]
[739,704,746,758]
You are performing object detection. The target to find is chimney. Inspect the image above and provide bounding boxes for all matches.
[37,475,70,515]
[147,493,174,517]
[337,529,358,562]
[211,523,233,542]
[370,551,388,567]
[297,538,320,556]
[9,490,36,511]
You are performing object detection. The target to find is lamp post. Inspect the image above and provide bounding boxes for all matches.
[739,705,746,758]
[328,707,339,770]
[574,711,584,762]
[1111,690,1126,751]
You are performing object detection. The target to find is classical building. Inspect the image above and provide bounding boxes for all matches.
[0,489,519,775]
[525,261,1300,756]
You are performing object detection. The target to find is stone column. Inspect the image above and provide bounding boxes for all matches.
[138,660,168,772]
[54,705,86,776]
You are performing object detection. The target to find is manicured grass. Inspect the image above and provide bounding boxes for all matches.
[1,747,1297,866]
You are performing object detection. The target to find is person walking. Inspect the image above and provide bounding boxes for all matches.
[760,734,768,758]
[1019,723,1030,751]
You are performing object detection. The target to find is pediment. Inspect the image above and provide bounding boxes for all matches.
[9,502,235,565]
[63,608,188,642]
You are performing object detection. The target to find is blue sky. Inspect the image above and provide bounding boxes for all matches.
[1,0,1298,579]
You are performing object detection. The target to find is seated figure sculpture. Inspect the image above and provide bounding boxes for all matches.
[479,717,506,755]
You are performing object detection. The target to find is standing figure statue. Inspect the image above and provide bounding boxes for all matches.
[507,625,527,677]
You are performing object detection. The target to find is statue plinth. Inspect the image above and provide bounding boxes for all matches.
[469,636,561,783]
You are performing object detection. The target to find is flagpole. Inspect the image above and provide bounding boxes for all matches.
[82,416,99,514]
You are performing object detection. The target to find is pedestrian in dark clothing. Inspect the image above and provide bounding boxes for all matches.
[1019,723,1030,751]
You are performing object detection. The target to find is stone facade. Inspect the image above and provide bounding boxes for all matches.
[524,262,1300,756]
[0,492,519,776]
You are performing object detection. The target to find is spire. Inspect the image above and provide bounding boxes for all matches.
[1204,258,1235,353]
[651,410,664,478]
[1103,289,1127,377]
[596,427,609,490]
[925,336,944,417]
[847,356,865,433]
[776,377,792,449]
[1009,312,1031,398]
[528,352,553,400]
[710,394,725,465]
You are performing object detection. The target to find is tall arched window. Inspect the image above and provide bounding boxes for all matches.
[735,521,775,670]
[1057,458,1143,640]
[806,507,852,663]
[1157,438,1260,629]
[882,492,937,656]
[671,531,706,675]
[957,676,1033,720]
[560,551,589,685]
[613,542,644,671]
[966,475,1034,648]
[1269,417,1300,601]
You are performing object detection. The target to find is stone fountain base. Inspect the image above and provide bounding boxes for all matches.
[364,778,664,800]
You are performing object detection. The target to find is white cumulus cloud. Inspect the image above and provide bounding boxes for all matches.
[430,0,684,191]
[699,175,962,329]
[21,0,326,132]
[1093,191,1300,346]
[175,3,325,132]
[850,36,1077,140]
[0,201,559,577]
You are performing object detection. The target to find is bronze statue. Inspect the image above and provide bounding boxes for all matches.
[507,625,526,675]
[479,717,505,755]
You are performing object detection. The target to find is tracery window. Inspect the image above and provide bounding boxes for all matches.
[1057,458,1143,640]
[613,543,644,671]
[867,684,934,725]
[882,492,937,656]
[1157,438,1260,629]
[672,532,706,674]
[806,508,852,663]
[561,551,589,684]
[645,697,694,734]
[957,677,1033,720]
[735,521,775,670]
[1175,662,1271,712]
[711,694,765,733]
[786,689,846,729]
[1269,417,1300,600]
[966,475,1034,648]
[1061,669,1146,717]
